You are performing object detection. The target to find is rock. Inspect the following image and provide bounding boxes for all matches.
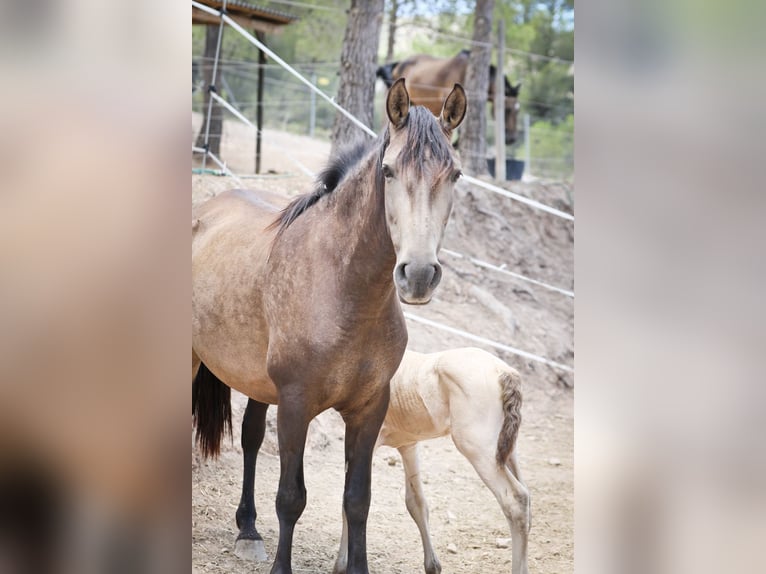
[548,457,562,466]
[446,543,458,554]
[495,537,511,549]
[447,510,457,523]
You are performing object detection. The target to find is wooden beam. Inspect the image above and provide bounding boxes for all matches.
[255,31,266,174]
[192,8,283,34]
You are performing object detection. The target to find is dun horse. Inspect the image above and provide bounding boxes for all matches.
[377,50,521,144]
[192,79,467,574]
[334,348,530,574]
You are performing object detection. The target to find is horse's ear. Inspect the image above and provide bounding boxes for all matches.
[440,83,467,133]
[386,78,410,129]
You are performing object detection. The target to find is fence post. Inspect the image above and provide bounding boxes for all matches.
[255,31,266,174]
[494,19,506,182]
[523,112,531,180]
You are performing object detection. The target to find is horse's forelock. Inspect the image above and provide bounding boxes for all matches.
[397,106,455,179]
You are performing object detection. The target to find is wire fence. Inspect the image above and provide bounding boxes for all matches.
[192,58,573,180]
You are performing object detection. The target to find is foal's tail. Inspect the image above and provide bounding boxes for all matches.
[496,368,523,466]
[192,362,232,459]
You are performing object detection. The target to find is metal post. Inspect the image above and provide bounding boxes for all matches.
[309,69,317,137]
[524,112,531,180]
[494,19,506,182]
[202,0,227,170]
[255,31,266,174]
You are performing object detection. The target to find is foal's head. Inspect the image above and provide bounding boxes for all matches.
[382,78,467,305]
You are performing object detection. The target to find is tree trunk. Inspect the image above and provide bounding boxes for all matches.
[194,24,224,158]
[331,0,385,154]
[386,0,399,63]
[459,0,495,176]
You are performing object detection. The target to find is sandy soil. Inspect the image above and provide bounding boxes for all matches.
[192,116,573,573]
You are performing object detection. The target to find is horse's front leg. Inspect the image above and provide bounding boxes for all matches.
[270,395,310,574]
[341,387,390,574]
[234,399,269,561]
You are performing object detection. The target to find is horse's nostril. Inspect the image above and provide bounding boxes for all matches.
[395,263,408,284]
[429,263,442,290]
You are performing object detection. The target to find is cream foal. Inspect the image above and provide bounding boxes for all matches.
[334,347,530,574]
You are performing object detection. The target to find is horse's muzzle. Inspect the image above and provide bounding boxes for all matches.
[394,261,442,304]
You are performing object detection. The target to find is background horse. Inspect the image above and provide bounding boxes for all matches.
[378,50,521,144]
[192,79,466,574]
[334,347,530,574]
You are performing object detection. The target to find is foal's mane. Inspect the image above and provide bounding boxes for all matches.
[269,106,454,237]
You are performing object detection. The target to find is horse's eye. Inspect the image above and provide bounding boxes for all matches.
[451,170,462,183]
[382,164,394,179]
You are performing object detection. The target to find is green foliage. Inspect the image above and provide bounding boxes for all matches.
[192,0,574,181]
[528,114,573,180]
[525,62,573,120]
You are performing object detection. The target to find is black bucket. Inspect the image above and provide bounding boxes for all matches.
[486,158,524,180]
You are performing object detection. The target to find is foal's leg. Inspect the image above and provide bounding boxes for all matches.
[270,399,310,574]
[452,434,530,574]
[234,399,269,561]
[332,510,350,574]
[340,390,390,574]
[399,443,441,574]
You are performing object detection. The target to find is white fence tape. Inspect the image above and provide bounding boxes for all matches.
[403,312,573,373]
[440,248,574,298]
[461,174,574,221]
[193,1,573,221]
[194,2,378,138]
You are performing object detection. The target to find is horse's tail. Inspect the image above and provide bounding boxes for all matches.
[376,62,398,88]
[192,362,232,459]
[496,367,523,466]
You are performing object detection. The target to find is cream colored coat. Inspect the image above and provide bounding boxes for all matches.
[335,347,530,574]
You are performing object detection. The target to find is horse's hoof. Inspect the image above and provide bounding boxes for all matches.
[234,538,268,561]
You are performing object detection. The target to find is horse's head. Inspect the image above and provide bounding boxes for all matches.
[489,67,521,145]
[382,78,466,305]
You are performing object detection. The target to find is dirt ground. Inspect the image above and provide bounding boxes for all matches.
[192,116,573,573]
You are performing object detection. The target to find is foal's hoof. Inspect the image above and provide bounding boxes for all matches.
[234,538,268,561]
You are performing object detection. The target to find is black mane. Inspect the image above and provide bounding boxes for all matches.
[271,138,378,234]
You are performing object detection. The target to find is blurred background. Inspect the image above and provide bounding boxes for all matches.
[191,0,574,181]
[0,0,764,572]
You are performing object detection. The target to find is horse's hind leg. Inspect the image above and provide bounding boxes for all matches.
[234,399,269,561]
[452,437,530,574]
[399,443,441,574]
